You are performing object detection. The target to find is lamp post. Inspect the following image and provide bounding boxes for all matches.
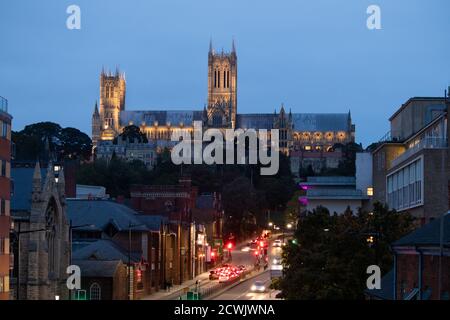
[11,221,48,300]
[69,220,95,300]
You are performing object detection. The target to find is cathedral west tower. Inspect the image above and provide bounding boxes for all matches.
[207,39,237,128]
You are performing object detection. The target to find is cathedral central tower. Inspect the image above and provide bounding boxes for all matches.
[207,39,237,128]
[92,68,126,149]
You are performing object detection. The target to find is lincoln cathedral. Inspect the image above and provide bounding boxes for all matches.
[92,40,355,158]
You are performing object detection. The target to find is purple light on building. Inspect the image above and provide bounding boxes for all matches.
[298,197,308,206]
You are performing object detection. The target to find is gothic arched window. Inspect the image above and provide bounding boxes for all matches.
[223,70,226,88]
[45,197,59,275]
[218,70,220,88]
[227,71,230,88]
[90,283,101,300]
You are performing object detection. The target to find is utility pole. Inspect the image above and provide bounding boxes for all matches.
[12,223,47,300]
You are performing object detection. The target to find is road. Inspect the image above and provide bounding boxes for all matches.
[211,235,284,300]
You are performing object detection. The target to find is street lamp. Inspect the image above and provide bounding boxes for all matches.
[11,222,48,300]
[286,223,293,229]
[268,222,273,227]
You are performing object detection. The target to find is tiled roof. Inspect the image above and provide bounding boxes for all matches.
[121,110,352,132]
[365,269,394,300]
[135,214,167,231]
[11,167,48,212]
[236,114,277,129]
[73,239,141,263]
[291,113,350,132]
[393,213,450,247]
[66,199,148,232]
[120,110,203,127]
[73,259,122,278]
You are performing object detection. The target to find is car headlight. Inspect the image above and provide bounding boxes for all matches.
[261,286,265,291]
[251,285,256,291]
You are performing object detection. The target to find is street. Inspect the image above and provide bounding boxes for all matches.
[209,235,283,300]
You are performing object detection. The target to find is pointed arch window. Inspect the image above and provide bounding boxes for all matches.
[224,71,227,88]
[214,70,217,88]
[218,70,220,88]
[45,197,59,275]
[227,71,230,88]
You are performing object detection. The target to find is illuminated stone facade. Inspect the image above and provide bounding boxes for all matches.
[92,41,355,156]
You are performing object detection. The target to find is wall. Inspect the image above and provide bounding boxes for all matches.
[396,251,450,300]
[356,152,372,193]
[0,109,11,300]
[372,143,405,205]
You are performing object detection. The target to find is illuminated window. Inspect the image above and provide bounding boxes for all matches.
[367,187,374,196]
[304,145,311,151]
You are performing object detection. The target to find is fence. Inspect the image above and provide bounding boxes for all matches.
[0,96,7,113]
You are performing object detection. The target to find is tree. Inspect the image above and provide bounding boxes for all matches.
[12,122,92,162]
[114,125,148,144]
[279,202,415,299]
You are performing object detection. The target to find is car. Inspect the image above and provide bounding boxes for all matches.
[272,257,282,265]
[273,240,282,247]
[250,281,267,293]
[237,265,246,271]
[209,270,219,280]
[219,275,230,283]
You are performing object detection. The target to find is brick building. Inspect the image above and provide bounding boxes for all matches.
[130,179,198,284]
[67,199,156,299]
[0,96,12,300]
[392,212,450,300]
[73,257,128,300]
[366,212,450,300]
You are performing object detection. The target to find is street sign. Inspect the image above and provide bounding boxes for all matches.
[76,290,87,300]
[187,291,200,300]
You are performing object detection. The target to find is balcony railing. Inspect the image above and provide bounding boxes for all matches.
[0,96,8,113]
[305,176,356,185]
[306,188,366,198]
[390,137,448,169]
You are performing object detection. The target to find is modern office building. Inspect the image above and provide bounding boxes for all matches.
[372,94,449,225]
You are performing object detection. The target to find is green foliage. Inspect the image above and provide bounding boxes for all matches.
[76,157,153,198]
[113,125,148,144]
[77,148,296,240]
[12,122,92,161]
[279,202,415,299]
[319,142,363,177]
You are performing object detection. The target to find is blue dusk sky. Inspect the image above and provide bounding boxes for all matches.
[0,0,449,147]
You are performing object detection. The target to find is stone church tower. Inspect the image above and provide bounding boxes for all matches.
[92,69,126,149]
[11,162,70,300]
[207,39,237,128]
